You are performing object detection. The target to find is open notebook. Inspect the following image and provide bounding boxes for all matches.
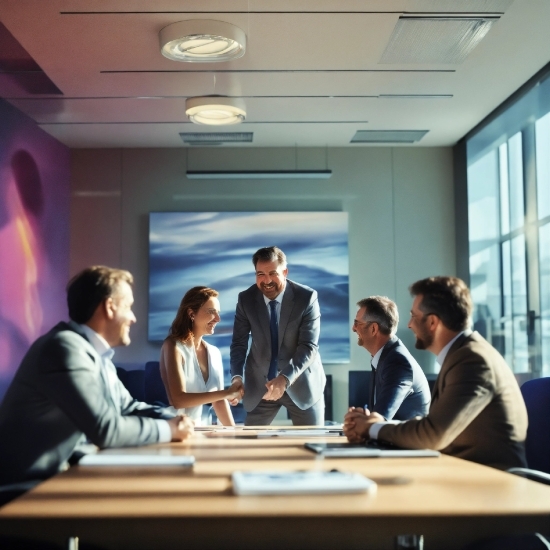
[304,441,440,458]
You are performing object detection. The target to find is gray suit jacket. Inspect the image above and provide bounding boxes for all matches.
[378,331,528,470]
[230,280,326,412]
[0,322,175,487]
[372,337,430,420]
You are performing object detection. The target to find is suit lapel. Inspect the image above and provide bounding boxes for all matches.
[435,331,472,399]
[278,281,295,350]
[378,337,399,368]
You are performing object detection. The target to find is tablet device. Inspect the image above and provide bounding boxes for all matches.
[304,441,440,458]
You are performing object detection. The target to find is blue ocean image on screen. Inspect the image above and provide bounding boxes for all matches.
[149,212,349,380]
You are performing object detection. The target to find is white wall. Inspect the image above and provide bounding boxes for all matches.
[70,146,455,420]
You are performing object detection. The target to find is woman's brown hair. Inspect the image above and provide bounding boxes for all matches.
[167,286,219,342]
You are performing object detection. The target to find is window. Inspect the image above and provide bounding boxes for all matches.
[466,70,550,380]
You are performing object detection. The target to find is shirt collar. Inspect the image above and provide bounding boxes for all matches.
[76,322,115,361]
[263,284,286,307]
[436,331,464,367]
[371,343,386,369]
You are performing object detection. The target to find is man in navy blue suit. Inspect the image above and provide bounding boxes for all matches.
[352,296,430,420]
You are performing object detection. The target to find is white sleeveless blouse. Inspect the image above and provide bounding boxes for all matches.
[171,340,224,426]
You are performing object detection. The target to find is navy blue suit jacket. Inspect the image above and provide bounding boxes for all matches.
[371,337,430,420]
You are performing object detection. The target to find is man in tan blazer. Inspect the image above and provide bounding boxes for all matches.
[344,276,527,470]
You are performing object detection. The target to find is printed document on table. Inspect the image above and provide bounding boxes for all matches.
[232,470,376,495]
[256,429,342,438]
[79,454,195,467]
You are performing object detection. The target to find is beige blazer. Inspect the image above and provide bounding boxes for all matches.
[378,331,527,470]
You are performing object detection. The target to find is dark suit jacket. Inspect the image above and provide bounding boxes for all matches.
[0,322,175,487]
[230,279,326,412]
[378,331,528,470]
[372,337,430,420]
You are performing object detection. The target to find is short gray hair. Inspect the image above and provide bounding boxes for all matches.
[356,296,399,336]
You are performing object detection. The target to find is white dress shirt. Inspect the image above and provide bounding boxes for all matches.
[262,284,286,324]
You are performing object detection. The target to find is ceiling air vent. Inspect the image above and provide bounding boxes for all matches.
[408,0,513,12]
[380,16,498,64]
[351,130,428,144]
[179,132,253,145]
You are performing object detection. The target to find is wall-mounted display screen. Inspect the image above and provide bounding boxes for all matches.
[149,212,349,378]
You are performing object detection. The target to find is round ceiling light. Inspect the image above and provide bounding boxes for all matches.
[159,20,246,63]
[186,97,246,125]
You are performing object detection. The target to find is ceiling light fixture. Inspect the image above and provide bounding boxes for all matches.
[185,97,246,126]
[159,20,246,63]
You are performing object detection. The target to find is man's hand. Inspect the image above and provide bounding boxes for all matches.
[262,375,287,401]
[227,378,244,406]
[343,409,384,443]
[167,415,194,441]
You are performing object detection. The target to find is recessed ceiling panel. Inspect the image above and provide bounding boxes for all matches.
[407,0,513,12]
[380,17,497,64]
[180,132,253,143]
[351,130,429,143]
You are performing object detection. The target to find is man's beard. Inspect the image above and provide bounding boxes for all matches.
[414,331,433,350]
[260,282,281,297]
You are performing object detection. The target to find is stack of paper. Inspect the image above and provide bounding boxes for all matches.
[78,454,195,467]
[232,470,376,495]
[257,429,342,438]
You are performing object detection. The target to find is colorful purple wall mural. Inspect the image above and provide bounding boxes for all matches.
[0,98,70,401]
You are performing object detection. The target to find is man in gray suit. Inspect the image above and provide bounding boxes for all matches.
[0,266,193,502]
[344,277,527,470]
[352,296,430,420]
[230,246,326,425]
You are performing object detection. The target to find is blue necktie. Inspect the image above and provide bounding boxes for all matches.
[268,300,278,380]
[369,363,376,410]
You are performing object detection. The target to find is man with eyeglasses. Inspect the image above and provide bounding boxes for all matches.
[344,276,528,470]
[351,296,430,420]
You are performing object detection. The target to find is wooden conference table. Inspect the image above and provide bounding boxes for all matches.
[1,426,550,550]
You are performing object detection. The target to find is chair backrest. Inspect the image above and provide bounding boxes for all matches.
[348,370,370,409]
[521,377,550,474]
[324,374,333,421]
[116,367,145,401]
[144,361,169,405]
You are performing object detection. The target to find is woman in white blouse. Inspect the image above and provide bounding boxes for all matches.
[159,286,243,426]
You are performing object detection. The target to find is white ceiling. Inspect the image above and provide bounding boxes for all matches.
[1,0,550,148]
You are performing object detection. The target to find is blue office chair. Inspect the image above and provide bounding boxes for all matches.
[520,377,550,474]
[144,361,169,406]
[348,370,370,409]
[210,402,247,425]
[284,373,333,422]
[506,377,550,492]
[115,367,145,401]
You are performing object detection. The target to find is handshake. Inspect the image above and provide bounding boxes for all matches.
[166,379,246,441]
[226,378,245,407]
